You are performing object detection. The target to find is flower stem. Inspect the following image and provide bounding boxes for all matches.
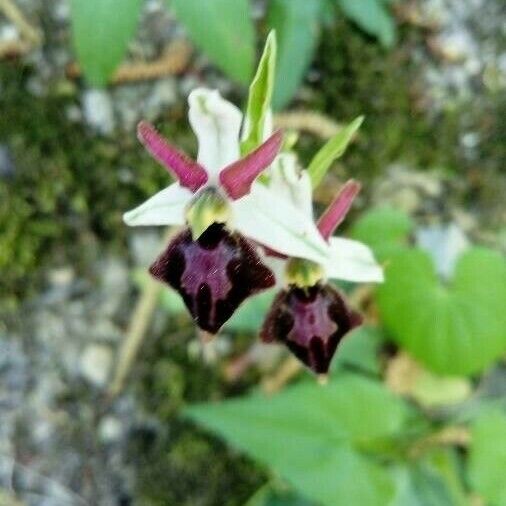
[108,276,161,398]
[108,229,174,398]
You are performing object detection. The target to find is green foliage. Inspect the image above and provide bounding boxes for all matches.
[241,32,277,155]
[170,0,255,84]
[378,248,506,375]
[332,325,382,375]
[70,0,143,86]
[350,207,414,262]
[226,289,277,334]
[336,0,397,48]
[245,482,315,506]
[468,412,506,506]
[307,116,364,188]
[391,450,466,506]
[186,374,409,506]
[266,0,323,109]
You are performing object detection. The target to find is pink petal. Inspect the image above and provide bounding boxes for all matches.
[137,121,208,192]
[317,179,361,240]
[219,130,283,200]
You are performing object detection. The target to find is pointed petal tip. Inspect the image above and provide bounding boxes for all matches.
[219,130,283,200]
[317,179,362,240]
[136,120,208,192]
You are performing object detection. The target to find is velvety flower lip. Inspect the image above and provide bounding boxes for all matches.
[150,223,275,334]
[261,283,362,374]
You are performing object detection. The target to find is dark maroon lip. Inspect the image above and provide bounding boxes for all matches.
[149,223,275,334]
[261,283,363,374]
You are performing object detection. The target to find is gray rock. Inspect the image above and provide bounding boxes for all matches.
[0,145,15,178]
[416,223,470,279]
[82,88,116,135]
[79,344,113,388]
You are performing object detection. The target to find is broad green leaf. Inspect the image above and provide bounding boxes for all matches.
[267,0,323,109]
[245,481,315,506]
[241,31,277,156]
[351,207,414,262]
[336,0,397,48]
[170,0,255,83]
[71,0,142,86]
[332,325,382,375]
[378,248,506,375]
[468,412,506,506]
[226,289,277,334]
[186,375,408,505]
[390,460,457,506]
[307,116,364,188]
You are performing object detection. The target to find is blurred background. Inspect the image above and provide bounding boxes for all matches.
[0,0,505,505]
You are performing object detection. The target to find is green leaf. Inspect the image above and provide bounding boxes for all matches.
[351,206,414,262]
[307,116,364,188]
[245,481,316,506]
[241,31,277,156]
[186,374,408,506]
[468,412,506,506]
[170,0,255,83]
[266,0,323,110]
[336,0,397,48]
[225,289,277,334]
[70,0,142,86]
[332,325,382,375]
[378,248,506,375]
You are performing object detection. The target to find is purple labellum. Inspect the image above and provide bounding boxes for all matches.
[150,223,275,334]
[261,284,363,374]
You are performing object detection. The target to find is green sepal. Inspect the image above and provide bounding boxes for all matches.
[308,116,364,189]
[241,31,277,156]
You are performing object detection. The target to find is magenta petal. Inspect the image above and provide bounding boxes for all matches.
[150,223,275,334]
[261,283,363,374]
[317,180,361,240]
[219,130,283,200]
[137,121,208,192]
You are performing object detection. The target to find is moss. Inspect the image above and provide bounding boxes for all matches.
[0,62,191,309]
[296,19,463,178]
[131,326,266,505]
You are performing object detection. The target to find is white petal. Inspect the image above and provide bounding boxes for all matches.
[323,237,384,283]
[188,88,242,178]
[232,182,329,264]
[123,183,193,226]
[269,153,314,218]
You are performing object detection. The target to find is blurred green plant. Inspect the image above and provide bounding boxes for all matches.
[70,0,143,87]
[181,205,506,505]
[377,247,506,376]
[70,0,398,106]
[186,374,411,506]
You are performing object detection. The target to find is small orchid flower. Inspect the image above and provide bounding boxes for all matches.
[260,158,383,374]
[124,89,329,333]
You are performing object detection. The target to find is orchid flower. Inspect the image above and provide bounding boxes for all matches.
[123,89,329,333]
[260,155,384,374]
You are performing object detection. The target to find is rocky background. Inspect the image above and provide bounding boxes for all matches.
[0,0,504,504]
